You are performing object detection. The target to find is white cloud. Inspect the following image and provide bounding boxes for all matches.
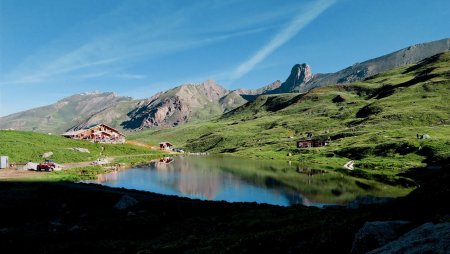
[229,0,336,81]
[0,1,325,87]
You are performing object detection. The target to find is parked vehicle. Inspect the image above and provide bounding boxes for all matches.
[37,160,56,171]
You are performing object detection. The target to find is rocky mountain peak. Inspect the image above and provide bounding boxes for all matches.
[121,80,244,129]
[289,63,313,86]
[269,63,313,93]
[197,80,229,101]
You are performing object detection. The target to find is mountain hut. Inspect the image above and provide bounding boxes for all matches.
[61,124,125,144]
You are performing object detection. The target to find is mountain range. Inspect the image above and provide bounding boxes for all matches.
[0,38,448,133]
[124,49,450,183]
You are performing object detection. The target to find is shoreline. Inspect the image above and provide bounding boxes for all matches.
[0,166,449,253]
[1,153,415,204]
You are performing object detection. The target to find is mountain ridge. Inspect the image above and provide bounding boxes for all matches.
[121,80,245,129]
[0,92,132,133]
[302,37,450,92]
[1,38,448,133]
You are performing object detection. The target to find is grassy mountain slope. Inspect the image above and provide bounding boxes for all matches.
[129,52,450,186]
[69,100,139,131]
[0,92,132,134]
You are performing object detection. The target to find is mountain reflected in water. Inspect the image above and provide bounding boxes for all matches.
[93,155,387,206]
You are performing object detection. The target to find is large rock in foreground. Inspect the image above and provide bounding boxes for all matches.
[368,222,450,254]
[351,220,410,254]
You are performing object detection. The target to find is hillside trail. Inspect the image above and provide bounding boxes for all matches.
[126,140,159,150]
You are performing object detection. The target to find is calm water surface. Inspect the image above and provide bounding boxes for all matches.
[92,156,368,206]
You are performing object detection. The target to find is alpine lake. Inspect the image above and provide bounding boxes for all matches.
[90,155,409,207]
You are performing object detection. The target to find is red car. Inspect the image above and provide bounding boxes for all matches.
[37,160,56,171]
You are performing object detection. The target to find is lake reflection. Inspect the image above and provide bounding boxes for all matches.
[94,156,335,206]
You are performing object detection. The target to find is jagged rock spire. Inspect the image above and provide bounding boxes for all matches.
[272,63,313,93]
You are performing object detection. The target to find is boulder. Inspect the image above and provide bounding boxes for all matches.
[74,148,90,153]
[92,158,109,165]
[422,134,431,139]
[368,222,450,254]
[344,160,354,170]
[114,195,138,210]
[42,152,53,158]
[351,220,410,254]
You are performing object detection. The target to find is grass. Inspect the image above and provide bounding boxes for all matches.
[128,52,450,192]
[18,166,109,182]
[113,154,166,165]
[0,130,167,182]
[0,130,162,164]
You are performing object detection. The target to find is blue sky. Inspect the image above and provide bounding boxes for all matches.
[0,0,449,116]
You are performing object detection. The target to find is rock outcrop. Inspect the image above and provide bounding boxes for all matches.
[351,220,410,254]
[269,64,313,94]
[114,195,138,210]
[282,63,313,92]
[368,222,450,254]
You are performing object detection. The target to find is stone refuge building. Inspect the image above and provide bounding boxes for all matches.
[62,124,125,144]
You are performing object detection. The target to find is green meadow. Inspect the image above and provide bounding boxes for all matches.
[0,130,163,164]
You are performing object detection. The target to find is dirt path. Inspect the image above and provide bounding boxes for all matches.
[126,140,159,150]
[62,161,94,169]
[0,168,41,179]
[0,153,166,180]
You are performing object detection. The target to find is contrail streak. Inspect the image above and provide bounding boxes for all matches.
[230,0,336,81]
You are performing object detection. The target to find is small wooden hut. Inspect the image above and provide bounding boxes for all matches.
[297,139,329,148]
[159,142,173,151]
